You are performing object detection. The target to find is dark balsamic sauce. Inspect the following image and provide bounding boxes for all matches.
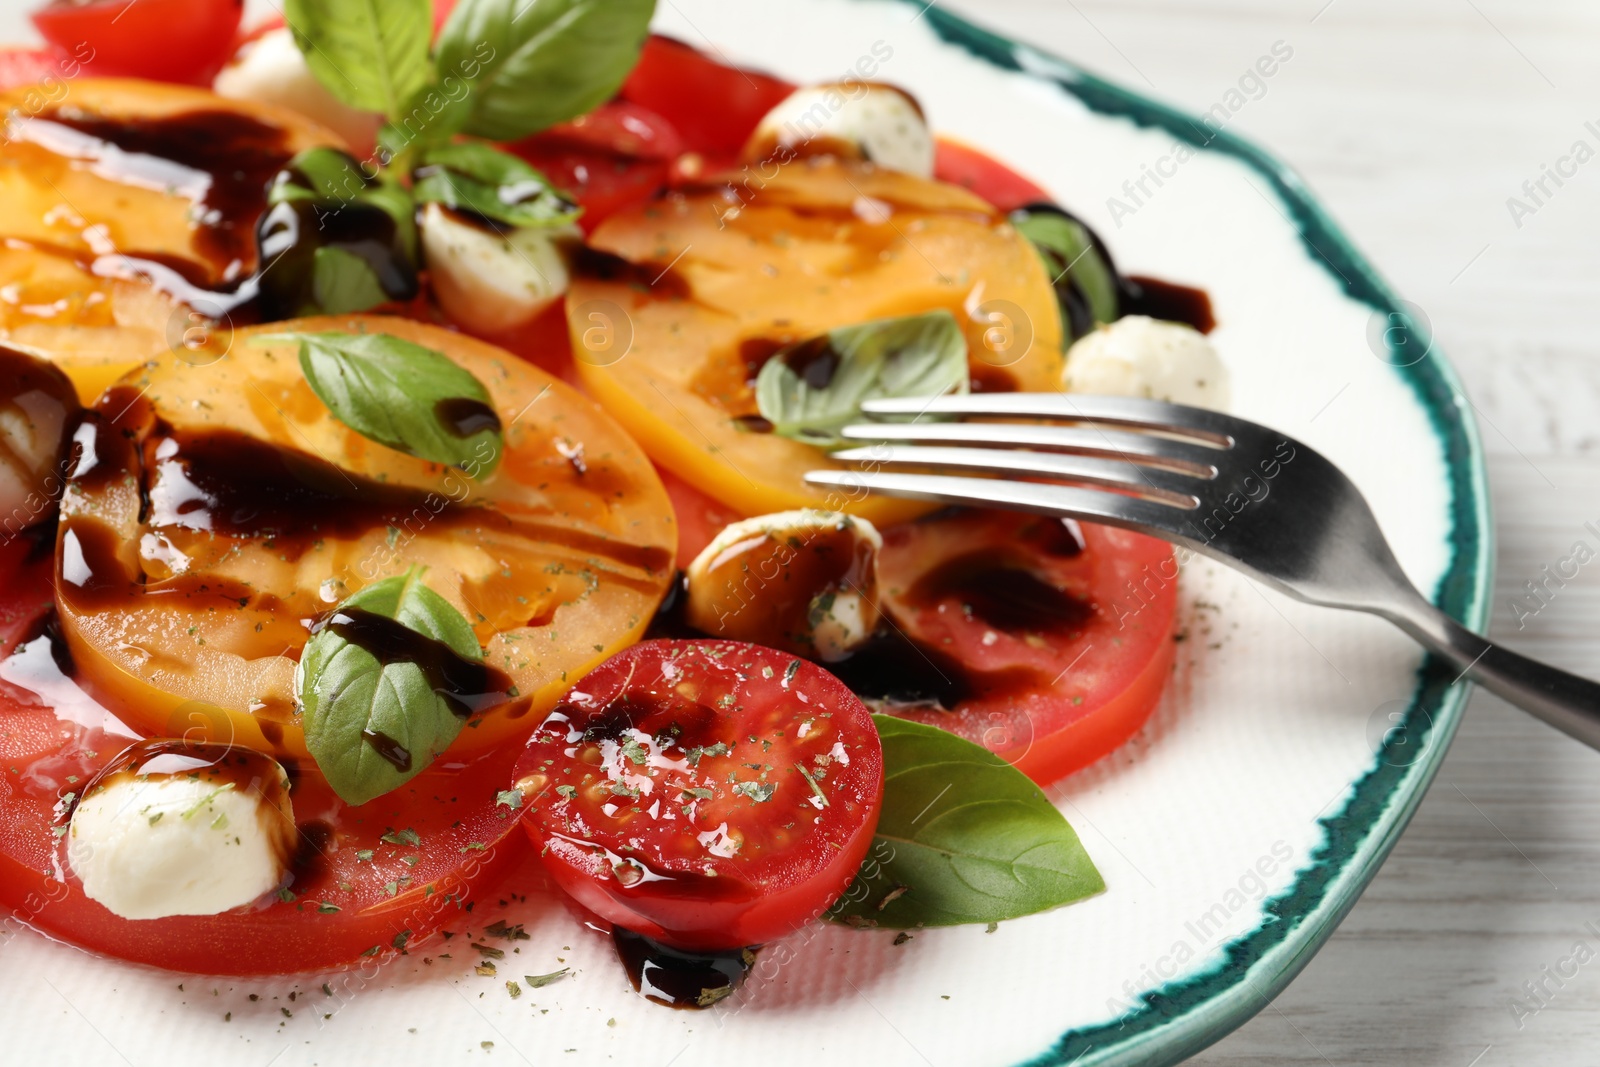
[612,928,757,1009]
[360,729,412,772]
[56,519,131,611]
[644,571,690,639]
[433,397,502,439]
[253,196,419,319]
[572,246,692,300]
[776,334,840,390]
[312,608,511,718]
[292,819,337,884]
[1010,201,1215,337]
[142,425,451,539]
[824,627,972,710]
[908,555,1092,634]
[1121,274,1216,334]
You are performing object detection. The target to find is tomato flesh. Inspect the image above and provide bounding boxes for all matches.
[0,537,526,974]
[620,35,794,161]
[656,464,745,570]
[32,0,244,86]
[933,137,1053,212]
[873,511,1178,783]
[0,47,76,91]
[516,640,882,950]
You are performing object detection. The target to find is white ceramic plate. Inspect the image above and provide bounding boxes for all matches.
[0,2,1489,1065]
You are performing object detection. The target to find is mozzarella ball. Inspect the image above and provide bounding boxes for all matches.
[0,346,79,536]
[420,202,580,336]
[214,28,382,150]
[744,83,934,178]
[1062,315,1231,410]
[67,745,295,920]
[685,510,882,662]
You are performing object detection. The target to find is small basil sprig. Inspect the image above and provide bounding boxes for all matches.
[285,0,434,118]
[754,310,969,448]
[434,0,657,142]
[299,571,487,805]
[828,716,1104,928]
[254,331,503,475]
[1011,205,1120,339]
[412,142,580,228]
[261,148,421,317]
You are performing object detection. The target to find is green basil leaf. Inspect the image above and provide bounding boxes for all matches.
[828,716,1104,928]
[1011,207,1120,329]
[285,0,433,117]
[434,0,657,141]
[412,143,580,228]
[754,311,969,448]
[252,331,503,476]
[298,571,483,806]
[311,246,390,315]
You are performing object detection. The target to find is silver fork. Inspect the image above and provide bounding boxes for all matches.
[804,393,1600,749]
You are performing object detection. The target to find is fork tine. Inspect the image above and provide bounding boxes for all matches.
[835,421,1222,477]
[860,393,1240,446]
[828,445,1203,508]
[803,469,1194,541]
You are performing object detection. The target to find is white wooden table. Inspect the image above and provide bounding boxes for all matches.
[937,0,1600,1062]
[3,1,1597,1062]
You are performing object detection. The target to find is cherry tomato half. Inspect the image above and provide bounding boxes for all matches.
[32,0,244,86]
[874,510,1178,783]
[515,640,883,950]
[0,536,527,974]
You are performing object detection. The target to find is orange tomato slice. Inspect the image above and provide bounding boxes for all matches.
[55,315,677,760]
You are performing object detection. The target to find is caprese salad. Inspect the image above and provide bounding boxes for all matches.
[0,0,1228,1008]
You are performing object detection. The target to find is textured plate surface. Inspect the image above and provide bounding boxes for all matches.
[0,3,1489,1065]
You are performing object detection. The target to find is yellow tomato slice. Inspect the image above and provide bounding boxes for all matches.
[0,79,345,399]
[568,158,1064,521]
[55,316,677,760]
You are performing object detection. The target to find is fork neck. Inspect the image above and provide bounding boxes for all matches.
[1379,590,1600,751]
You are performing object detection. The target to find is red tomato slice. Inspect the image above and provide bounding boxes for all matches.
[515,640,882,950]
[32,0,244,86]
[508,101,687,229]
[0,536,526,975]
[620,35,794,160]
[934,137,1053,213]
[872,510,1178,784]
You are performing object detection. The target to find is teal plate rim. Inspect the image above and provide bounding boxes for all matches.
[872,2,1494,1064]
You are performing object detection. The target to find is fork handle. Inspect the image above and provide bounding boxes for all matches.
[1391,598,1600,749]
